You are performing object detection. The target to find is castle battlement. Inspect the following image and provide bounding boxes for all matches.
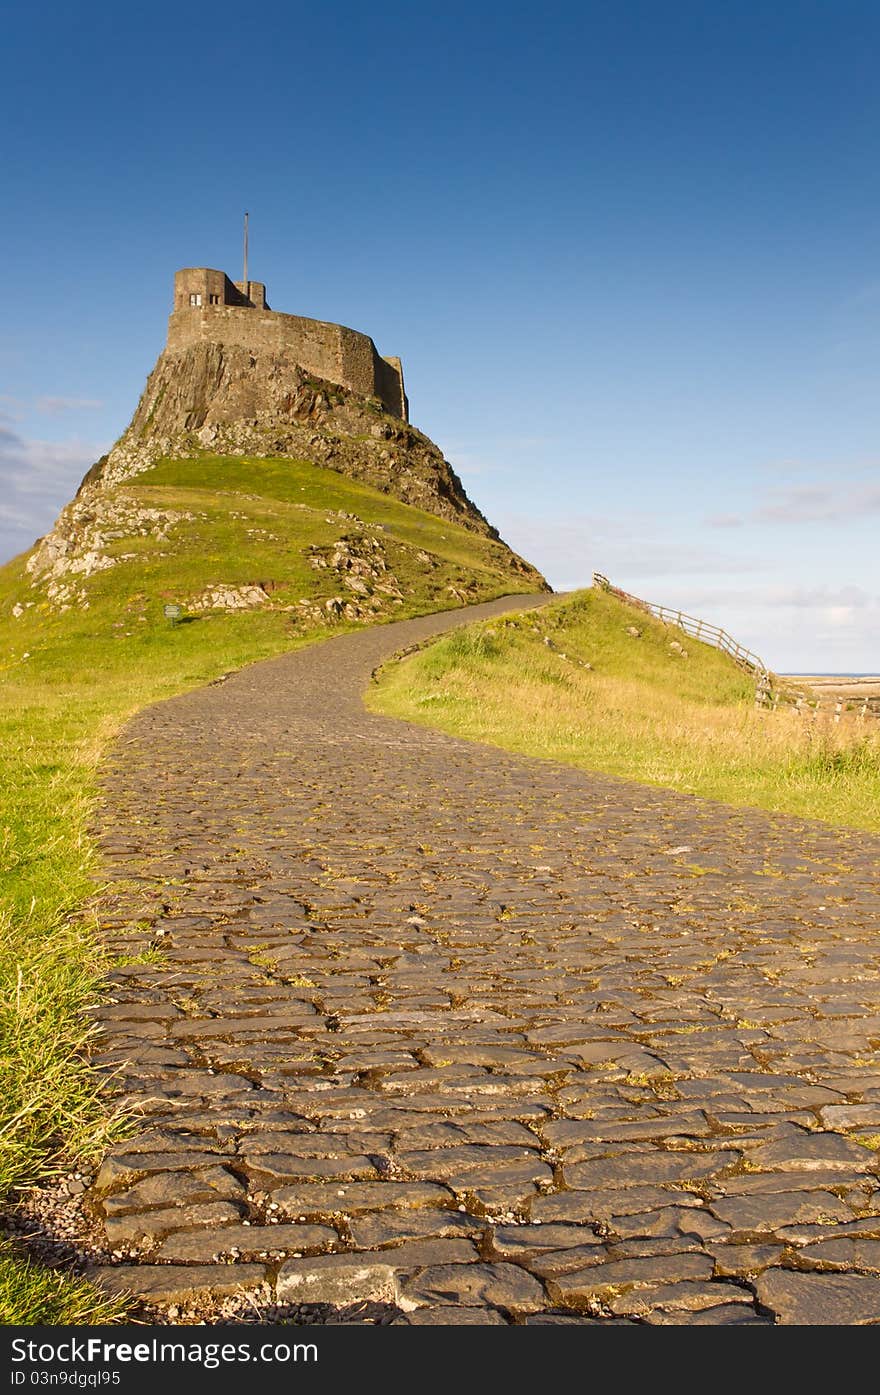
[169,268,407,421]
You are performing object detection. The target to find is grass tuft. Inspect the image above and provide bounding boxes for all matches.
[0,1243,128,1324]
[0,908,127,1198]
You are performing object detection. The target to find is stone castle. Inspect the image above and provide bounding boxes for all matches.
[22,260,547,610]
[171,269,408,421]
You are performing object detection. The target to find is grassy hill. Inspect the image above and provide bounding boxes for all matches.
[3,451,540,919]
[0,451,542,1319]
[369,587,880,832]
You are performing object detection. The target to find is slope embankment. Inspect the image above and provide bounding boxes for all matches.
[369,588,880,831]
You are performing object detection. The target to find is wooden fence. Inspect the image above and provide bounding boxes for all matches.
[592,573,876,723]
[592,572,768,676]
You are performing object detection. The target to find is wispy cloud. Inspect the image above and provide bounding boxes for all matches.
[0,393,105,417]
[707,478,880,528]
[34,395,105,416]
[769,584,872,611]
[0,415,105,561]
[757,482,880,523]
[493,512,760,591]
[683,583,875,612]
[629,582,880,669]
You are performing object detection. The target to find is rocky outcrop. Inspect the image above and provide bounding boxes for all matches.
[25,497,196,611]
[19,337,547,615]
[82,341,500,540]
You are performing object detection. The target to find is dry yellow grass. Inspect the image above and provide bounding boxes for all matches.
[370,589,880,831]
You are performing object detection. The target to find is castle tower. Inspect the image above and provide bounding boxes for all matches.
[168,268,407,421]
[173,269,267,312]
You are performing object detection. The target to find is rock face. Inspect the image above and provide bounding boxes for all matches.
[19,323,547,614]
[82,340,499,539]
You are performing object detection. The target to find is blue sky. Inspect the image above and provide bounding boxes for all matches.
[2,0,880,669]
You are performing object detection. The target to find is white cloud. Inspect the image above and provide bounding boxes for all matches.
[0,416,105,561]
[821,605,858,628]
[674,582,876,612]
[757,482,880,523]
[707,476,880,528]
[0,394,105,417]
[494,512,760,592]
[656,582,880,671]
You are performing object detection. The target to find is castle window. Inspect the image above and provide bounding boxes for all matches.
[189,292,202,307]
[209,294,220,305]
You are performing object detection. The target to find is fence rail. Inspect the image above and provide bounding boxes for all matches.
[593,572,768,676]
[592,573,876,722]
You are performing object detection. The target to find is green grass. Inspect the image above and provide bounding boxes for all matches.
[105,451,529,602]
[369,588,880,832]
[0,450,536,1322]
[0,1242,129,1324]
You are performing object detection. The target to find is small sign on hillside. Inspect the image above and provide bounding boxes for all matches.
[163,603,183,626]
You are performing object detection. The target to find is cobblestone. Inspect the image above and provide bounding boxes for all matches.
[75,595,880,1324]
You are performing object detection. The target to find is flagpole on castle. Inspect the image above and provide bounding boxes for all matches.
[243,211,249,292]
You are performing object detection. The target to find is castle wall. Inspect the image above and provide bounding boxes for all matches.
[377,355,407,420]
[168,269,407,419]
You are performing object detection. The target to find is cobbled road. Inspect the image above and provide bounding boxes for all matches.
[87,595,880,1325]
